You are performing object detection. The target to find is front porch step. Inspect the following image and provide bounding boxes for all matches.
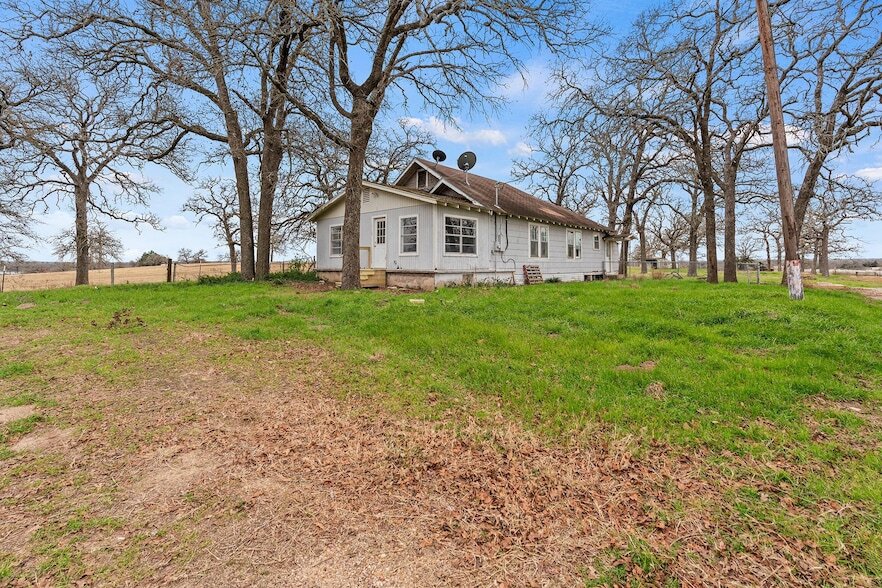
[359,269,386,288]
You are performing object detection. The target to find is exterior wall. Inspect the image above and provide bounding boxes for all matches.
[315,190,620,287]
[314,188,435,272]
[432,209,615,284]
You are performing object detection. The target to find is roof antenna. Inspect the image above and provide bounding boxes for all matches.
[431,149,447,168]
[457,151,477,186]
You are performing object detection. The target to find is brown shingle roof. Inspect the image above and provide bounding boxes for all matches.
[412,158,610,233]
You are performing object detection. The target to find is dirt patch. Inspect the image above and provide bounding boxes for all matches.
[15,303,36,310]
[645,381,666,399]
[0,404,35,425]
[616,360,657,371]
[128,448,219,506]
[10,427,74,452]
[814,282,882,302]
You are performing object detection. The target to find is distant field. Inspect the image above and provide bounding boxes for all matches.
[0,261,290,292]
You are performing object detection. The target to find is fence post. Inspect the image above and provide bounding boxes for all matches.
[167,258,173,283]
[110,263,115,286]
[1,265,5,293]
[756,264,760,285]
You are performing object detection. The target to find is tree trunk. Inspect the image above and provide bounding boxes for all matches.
[702,186,718,284]
[638,229,648,274]
[618,205,634,276]
[764,237,772,271]
[228,240,238,273]
[722,183,737,282]
[256,132,283,280]
[670,247,677,269]
[688,234,698,276]
[74,183,89,286]
[810,242,818,274]
[340,99,376,289]
[820,228,830,277]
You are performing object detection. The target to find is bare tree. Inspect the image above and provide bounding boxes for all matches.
[0,57,179,285]
[610,0,767,284]
[14,0,322,280]
[283,0,597,288]
[183,179,240,272]
[807,172,882,276]
[744,203,783,271]
[511,112,596,213]
[364,119,433,184]
[177,248,209,264]
[50,220,124,268]
[780,0,882,240]
[649,203,690,270]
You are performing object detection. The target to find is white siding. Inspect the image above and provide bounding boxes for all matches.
[315,190,619,284]
[315,188,435,271]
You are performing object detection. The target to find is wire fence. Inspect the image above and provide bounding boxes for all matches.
[0,260,314,293]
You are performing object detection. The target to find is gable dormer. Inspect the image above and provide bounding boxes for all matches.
[393,160,441,192]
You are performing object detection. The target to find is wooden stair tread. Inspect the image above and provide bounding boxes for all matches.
[523,265,543,285]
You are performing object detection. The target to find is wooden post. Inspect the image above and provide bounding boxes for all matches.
[167,258,173,283]
[1,266,5,293]
[110,263,115,286]
[756,0,804,300]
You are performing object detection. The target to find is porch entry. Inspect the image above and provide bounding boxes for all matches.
[372,216,387,269]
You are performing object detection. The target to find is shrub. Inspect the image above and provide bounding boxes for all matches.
[198,272,245,285]
[266,268,319,284]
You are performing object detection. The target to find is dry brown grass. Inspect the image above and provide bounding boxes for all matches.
[1,262,290,292]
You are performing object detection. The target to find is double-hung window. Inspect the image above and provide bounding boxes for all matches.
[566,229,582,259]
[529,224,549,258]
[330,225,343,256]
[444,216,477,254]
[594,235,601,250]
[400,216,418,254]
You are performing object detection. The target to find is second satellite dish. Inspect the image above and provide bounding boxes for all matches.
[432,149,447,163]
[457,151,477,171]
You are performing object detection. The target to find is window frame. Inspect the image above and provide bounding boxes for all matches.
[443,214,479,257]
[416,169,428,189]
[399,215,419,256]
[566,229,582,260]
[529,223,550,259]
[329,224,343,257]
[594,235,601,250]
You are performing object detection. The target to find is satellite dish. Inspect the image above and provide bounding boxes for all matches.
[432,149,447,163]
[457,151,477,171]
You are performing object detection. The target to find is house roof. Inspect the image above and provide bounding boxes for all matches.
[401,159,611,234]
[309,159,612,235]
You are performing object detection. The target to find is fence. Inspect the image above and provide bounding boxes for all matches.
[618,260,766,284]
[0,260,313,293]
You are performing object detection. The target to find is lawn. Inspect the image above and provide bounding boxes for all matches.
[1,278,881,585]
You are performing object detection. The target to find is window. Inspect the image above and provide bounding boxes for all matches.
[529,224,549,258]
[417,169,428,189]
[567,230,582,259]
[444,216,477,255]
[400,216,418,254]
[375,218,386,245]
[330,225,343,256]
[594,235,601,250]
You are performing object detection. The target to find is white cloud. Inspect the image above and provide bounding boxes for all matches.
[498,62,552,101]
[748,124,809,148]
[856,167,882,181]
[507,141,534,157]
[402,116,507,146]
[164,214,191,230]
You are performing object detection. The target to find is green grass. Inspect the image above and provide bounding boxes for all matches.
[2,278,882,577]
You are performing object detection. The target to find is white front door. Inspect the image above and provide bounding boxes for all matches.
[372,216,387,269]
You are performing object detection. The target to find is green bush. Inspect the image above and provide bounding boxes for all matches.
[197,272,245,285]
[266,268,319,284]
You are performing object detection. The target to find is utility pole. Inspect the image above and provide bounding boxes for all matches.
[756,0,804,300]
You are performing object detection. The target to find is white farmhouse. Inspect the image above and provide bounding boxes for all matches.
[309,158,620,289]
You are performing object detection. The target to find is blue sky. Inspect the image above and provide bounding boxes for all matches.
[23,0,882,261]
